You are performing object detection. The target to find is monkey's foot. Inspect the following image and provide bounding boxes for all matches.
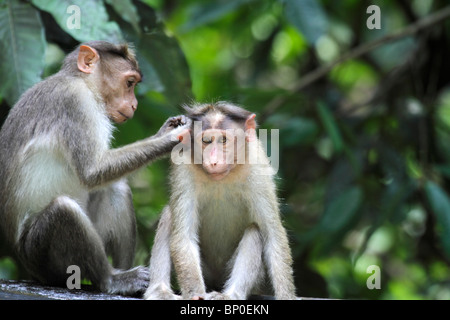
[106,266,150,296]
[144,284,182,300]
[204,291,231,300]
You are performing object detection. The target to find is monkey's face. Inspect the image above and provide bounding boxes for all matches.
[195,129,240,181]
[76,45,141,124]
[102,70,141,124]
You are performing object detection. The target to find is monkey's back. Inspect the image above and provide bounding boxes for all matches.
[0,74,106,244]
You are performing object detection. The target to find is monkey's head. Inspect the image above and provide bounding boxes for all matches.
[63,41,142,124]
[179,102,257,181]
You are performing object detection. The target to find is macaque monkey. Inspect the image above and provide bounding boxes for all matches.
[0,41,189,296]
[145,102,296,300]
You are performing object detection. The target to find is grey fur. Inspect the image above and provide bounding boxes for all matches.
[0,41,188,296]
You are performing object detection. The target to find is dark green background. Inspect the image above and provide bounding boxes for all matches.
[1,0,450,300]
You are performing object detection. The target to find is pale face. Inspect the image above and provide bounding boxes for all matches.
[196,128,239,180]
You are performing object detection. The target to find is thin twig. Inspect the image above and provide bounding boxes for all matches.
[261,6,450,118]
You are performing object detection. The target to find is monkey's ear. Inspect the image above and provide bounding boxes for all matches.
[245,114,256,130]
[177,129,192,144]
[77,45,100,74]
[245,114,257,142]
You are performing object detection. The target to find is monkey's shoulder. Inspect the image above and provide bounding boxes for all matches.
[1,73,109,150]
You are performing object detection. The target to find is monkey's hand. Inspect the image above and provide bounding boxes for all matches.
[155,115,191,139]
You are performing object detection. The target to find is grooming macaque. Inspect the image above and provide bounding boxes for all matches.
[145,102,296,300]
[0,41,189,295]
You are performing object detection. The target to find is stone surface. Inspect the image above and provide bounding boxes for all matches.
[0,279,321,300]
[0,279,140,300]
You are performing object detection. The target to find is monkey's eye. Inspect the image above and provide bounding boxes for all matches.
[202,136,213,144]
[218,135,227,144]
[126,79,135,88]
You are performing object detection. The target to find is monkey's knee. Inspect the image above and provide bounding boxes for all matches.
[222,224,265,299]
[19,196,87,255]
[232,225,263,276]
[18,196,108,285]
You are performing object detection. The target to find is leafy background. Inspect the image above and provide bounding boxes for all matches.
[1,0,450,300]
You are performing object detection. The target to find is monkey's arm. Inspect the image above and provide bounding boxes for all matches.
[250,176,297,300]
[69,119,186,189]
[169,190,206,299]
[145,206,181,300]
[86,134,179,187]
[170,233,206,299]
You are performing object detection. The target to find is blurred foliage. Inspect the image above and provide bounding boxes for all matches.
[1,0,450,300]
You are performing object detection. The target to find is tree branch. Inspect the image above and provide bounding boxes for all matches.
[261,6,450,118]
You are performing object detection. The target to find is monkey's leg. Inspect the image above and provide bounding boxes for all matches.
[144,206,181,300]
[207,224,264,300]
[88,179,136,269]
[18,196,148,295]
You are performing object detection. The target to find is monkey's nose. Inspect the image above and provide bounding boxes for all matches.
[209,158,218,166]
[131,104,137,111]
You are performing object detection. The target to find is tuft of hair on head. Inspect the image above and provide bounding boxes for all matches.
[182,101,254,124]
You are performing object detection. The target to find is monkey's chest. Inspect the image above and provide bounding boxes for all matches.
[197,193,251,270]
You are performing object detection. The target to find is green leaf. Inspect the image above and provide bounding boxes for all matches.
[320,186,363,233]
[279,0,328,45]
[137,33,193,106]
[434,164,450,180]
[269,116,319,147]
[107,0,163,95]
[425,181,450,257]
[0,0,46,105]
[31,0,123,43]
[317,101,344,153]
[180,0,256,32]
[135,56,164,95]
[134,1,192,105]
[105,0,140,34]
[0,257,18,280]
[114,1,191,105]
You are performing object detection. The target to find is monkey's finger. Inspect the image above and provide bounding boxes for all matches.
[176,115,189,126]
[183,116,192,127]
[168,116,182,128]
[179,115,189,125]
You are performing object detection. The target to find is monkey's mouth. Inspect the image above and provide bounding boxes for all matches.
[206,171,228,181]
[209,173,226,180]
[203,164,232,181]
[118,112,130,122]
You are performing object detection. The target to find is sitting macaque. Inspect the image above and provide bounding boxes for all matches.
[0,41,188,295]
[145,102,296,300]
